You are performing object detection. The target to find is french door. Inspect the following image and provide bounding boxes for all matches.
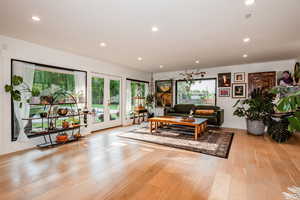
[91,74,122,131]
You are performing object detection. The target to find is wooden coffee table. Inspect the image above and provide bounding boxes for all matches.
[148,116,208,140]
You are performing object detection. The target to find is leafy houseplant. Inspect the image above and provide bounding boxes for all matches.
[233,88,275,135]
[4,75,40,108]
[145,93,155,118]
[270,86,300,132]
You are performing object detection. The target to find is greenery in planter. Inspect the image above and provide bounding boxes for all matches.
[270,86,300,132]
[145,93,155,117]
[4,75,40,108]
[233,88,275,122]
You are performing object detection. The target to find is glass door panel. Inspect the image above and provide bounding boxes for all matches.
[109,79,120,121]
[92,77,104,123]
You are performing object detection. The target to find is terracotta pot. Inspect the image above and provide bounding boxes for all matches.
[56,135,68,143]
[62,121,69,129]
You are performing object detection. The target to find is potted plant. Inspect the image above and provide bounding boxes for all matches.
[233,88,275,135]
[145,93,155,118]
[272,86,300,132]
[4,75,40,108]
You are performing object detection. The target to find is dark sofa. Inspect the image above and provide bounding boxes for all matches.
[165,104,224,126]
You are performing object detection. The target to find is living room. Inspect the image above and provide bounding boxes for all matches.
[0,1,300,200]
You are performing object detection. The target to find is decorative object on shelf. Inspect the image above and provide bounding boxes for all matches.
[233,72,245,82]
[74,132,82,139]
[4,75,41,108]
[232,83,247,98]
[155,80,173,107]
[219,88,230,97]
[218,73,231,87]
[49,120,55,130]
[56,133,68,143]
[233,88,275,135]
[57,108,68,116]
[62,120,69,129]
[40,112,48,118]
[40,96,54,104]
[294,62,300,85]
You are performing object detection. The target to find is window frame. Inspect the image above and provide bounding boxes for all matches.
[10,59,87,141]
[175,78,217,106]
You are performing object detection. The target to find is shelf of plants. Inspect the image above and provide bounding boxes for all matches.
[22,92,85,148]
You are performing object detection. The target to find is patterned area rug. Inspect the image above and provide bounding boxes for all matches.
[119,125,234,158]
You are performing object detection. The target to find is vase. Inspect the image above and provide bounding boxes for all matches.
[246,119,265,135]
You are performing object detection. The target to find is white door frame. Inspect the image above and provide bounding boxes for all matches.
[91,73,122,131]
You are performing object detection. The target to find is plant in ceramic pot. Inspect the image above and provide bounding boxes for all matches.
[4,75,40,107]
[233,88,275,135]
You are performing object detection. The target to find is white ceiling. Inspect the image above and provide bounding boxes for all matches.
[0,0,300,72]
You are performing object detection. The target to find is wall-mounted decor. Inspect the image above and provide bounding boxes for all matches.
[218,73,231,87]
[155,80,173,107]
[232,83,247,98]
[219,88,230,97]
[248,71,276,94]
[234,72,245,82]
[10,59,87,141]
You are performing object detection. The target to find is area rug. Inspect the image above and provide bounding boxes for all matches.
[119,125,234,159]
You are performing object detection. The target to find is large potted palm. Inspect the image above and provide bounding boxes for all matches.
[233,88,275,135]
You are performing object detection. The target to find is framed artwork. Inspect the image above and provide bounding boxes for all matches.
[294,62,300,84]
[232,83,247,98]
[218,73,231,87]
[248,72,276,94]
[155,80,173,107]
[234,72,245,82]
[219,88,230,97]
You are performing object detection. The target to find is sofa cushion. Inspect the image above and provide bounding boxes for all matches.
[195,109,215,115]
[195,105,220,111]
[174,104,195,114]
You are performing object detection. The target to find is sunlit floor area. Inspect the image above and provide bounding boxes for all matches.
[0,126,300,200]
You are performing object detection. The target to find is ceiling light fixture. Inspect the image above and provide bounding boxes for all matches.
[137,57,143,61]
[151,26,159,32]
[243,54,248,58]
[243,37,250,43]
[99,42,107,47]
[245,0,255,6]
[32,16,41,21]
[159,65,164,68]
[195,60,200,64]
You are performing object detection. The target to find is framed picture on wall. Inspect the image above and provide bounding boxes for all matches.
[218,73,231,87]
[234,72,245,82]
[218,88,230,97]
[232,83,247,98]
[155,80,173,107]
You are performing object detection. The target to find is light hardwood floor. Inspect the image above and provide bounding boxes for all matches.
[0,126,300,200]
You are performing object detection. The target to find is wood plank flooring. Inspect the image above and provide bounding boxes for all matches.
[0,126,299,200]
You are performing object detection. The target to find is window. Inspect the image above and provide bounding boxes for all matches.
[11,60,87,141]
[176,79,216,105]
[126,79,149,118]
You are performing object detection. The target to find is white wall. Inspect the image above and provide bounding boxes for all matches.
[0,35,150,155]
[154,59,296,129]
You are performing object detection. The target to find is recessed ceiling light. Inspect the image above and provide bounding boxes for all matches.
[243,54,248,58]
[195,60,200,64]
[159,65,164,68]
[243,37,250,43]
[99,42,107,47]
[245,0,255,6]
[137,57,143,61]
[32,16,41,21]
[151,26,159,32]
